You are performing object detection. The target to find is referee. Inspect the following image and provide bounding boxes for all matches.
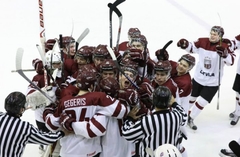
[122,86,187,157]
[0,91,65,157]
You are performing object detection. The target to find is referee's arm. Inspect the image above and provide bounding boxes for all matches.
[121,117,144,143]
[28,124,64,145]
[171,102,188,126]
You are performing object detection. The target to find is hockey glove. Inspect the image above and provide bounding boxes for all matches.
[216,45,228,58]
[155,49,169,61]
[59,112,76,132]
[236,34,240,41]
[177,39,189,49]
[118,88,140,107]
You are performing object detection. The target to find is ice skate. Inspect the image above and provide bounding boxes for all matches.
[229,111,235,119]
[230,115,240,126]
[219,149,237,157]
[39,145,45,155]
[187,116,197,131]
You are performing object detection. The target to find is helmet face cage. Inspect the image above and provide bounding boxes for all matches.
[211,26,224,37]
[45,50,62,69]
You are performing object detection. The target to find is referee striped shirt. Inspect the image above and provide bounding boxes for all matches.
[122,102,187,157]
[0,112,64,157]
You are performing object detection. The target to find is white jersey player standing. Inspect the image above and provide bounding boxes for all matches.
[177,26,236,130]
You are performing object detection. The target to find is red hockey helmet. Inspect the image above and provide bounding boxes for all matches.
[131,34,148,46]
[120,58,138,76]
[99,59,117,73]
[154,60,172,72]
[99,77,120,97]
[61,36,75,48]
[45,39,57,51]
[178,54,195,70]
[76,69,97,90]
[128,28,141,38]
[75,45,93,63]
[92,44,110,59]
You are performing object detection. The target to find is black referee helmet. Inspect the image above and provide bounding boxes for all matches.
[5,91,26,115]
[153,86,172,109]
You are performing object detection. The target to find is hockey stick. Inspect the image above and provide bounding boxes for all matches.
[107,46,140,90]
[229,140,240,157]
[166,0,211,31]
[217,14,222,110]
[108,0,125,48]
[108,1,125,51]
[11,69,35,72]
[59,34,65,83]
[161,40,173,52]
[38,0,48,87]
[75,28,90,52]
[141,43,148,83]
[16,48,56,104]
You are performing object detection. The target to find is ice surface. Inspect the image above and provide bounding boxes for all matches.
[0,0,240,157]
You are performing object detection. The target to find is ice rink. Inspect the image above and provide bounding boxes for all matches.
[0,0,240,156]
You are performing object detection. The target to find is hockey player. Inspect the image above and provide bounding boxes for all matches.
[98,77,134,157]
[43,69,129,157]
[122,86,187,157]
[61,36,76,59]
[118,27,141,56]
[177,26,236,130]
[152,60,179,99]
[171,54,196,113]
[74,45,93,68]
[92,44,110,69]
[124,34,156,80]
[0,91,65,157]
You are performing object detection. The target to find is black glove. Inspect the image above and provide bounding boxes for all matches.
[177,39,189,49]
[216,45,228,58]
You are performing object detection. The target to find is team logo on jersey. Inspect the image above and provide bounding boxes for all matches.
[204,57,211,69]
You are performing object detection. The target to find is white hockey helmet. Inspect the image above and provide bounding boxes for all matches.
[45,50,62,69]
[154,144,182,157]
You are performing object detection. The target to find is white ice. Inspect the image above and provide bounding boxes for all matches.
[0,0,239,157]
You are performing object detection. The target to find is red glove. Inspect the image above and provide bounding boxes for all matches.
[236,34,240,41]
[118,88,139,107]
[59,112,76,132]
[222,38,232,47]
[123,48,144,61]
[177,39,189,49]
[216,45,228,58]
[155,49,169,61]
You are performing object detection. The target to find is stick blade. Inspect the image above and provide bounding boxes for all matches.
[76,28,90,44]
[106,46,117,61]
[16,48,24,71]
